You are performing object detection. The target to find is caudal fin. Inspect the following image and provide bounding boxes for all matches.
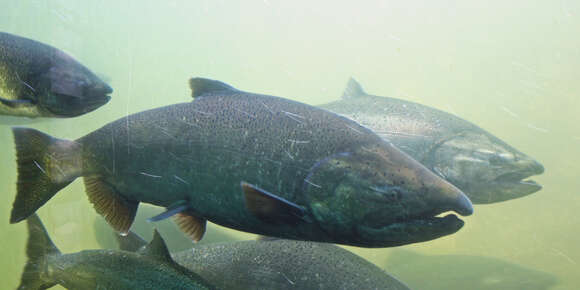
[10,127,82,223]
[17,214,61,290]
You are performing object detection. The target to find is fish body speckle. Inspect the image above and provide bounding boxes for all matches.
[115,231,410,290]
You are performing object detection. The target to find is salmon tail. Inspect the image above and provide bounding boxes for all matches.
[18,214,60,290]
[10,127,83,224]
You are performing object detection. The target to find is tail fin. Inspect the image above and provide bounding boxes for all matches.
[10,127,82,223]
[18,214,60,290]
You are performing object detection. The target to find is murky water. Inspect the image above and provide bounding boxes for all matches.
[1,1,578,289]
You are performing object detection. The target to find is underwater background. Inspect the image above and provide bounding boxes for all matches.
[0,0,578,289]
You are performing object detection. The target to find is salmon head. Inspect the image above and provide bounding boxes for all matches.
[423,131,544,204]
[303,142,474,247]
[34,49,112,117]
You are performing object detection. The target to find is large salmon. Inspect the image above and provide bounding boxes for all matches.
[10,77,472,247]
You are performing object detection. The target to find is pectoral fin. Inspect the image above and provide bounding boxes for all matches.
[147,201,190,222]
[241,181,306,224]
[84,177,138,235]
[0,96,34,107]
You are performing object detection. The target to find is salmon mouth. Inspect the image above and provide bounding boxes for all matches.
[45,92,111,117]
[493,171,542,194]
[357,213,464,247]
[362,204,468,230]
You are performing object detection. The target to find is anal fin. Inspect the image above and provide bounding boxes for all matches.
[84,176,138,234]
[242,181,305,224]
[174,211,206,242]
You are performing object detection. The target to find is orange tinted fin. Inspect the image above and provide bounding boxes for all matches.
[84,176,138,234]
[241,181,305,224]
[174,211,206,242]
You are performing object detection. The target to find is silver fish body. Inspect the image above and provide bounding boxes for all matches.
[320,78,544,204]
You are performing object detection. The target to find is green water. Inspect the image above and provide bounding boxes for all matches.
[1,1,578,289]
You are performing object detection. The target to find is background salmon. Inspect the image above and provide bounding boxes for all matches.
[10,77,473,248]
[320,78,544,204]
[0,32,112,118]
[18,214,214,290]
[114,231,411,290]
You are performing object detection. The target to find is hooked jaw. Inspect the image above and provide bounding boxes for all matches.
[305,142,474,247]
[354,144,474,247]
[355,181,473,247]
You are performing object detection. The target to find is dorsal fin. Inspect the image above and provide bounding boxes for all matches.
[26,213,61,258]
[115,230,148,252]
[341,77,367,99]
[138,229,173,262]
[189,77,238,99]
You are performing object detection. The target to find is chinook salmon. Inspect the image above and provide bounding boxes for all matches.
[17,214,214,290]
[320,78,544,204]
[0,32,112,118]
[115,231,410,290]
[10,77,473,248]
